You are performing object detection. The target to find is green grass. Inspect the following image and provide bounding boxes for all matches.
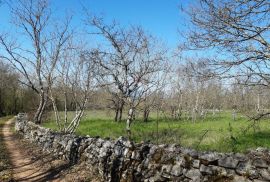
[0,116,13,181]
[43,110,270,153]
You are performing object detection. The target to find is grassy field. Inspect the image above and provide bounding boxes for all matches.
[43,110,270,153]
[0,116,13,181]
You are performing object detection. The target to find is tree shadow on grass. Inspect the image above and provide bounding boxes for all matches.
[236,131,270,151]
[212,130,270,153]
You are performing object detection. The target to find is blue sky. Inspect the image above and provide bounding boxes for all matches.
[0,0,191,49]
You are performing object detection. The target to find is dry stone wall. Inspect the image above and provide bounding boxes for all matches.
[15,115,270,182]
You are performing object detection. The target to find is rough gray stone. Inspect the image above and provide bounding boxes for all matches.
[253,180,269,182]
[259,169,270,181]
[131,151,140,160]
[236,161,252,175]
[171,164,182,176]
[200,164,213,175]
[253,158,268,168]
[167,144,177,152]
[161,164,172,174]
[199,153,220,163]
[123,148,129,156]
[248,169,259,179]
[192,159,200,168]
[149,172,167,182]
[175,157,186,167]
[232,176,251,182]
[208,165,227,176]
[182,148,199,158]
[225,169,236,177]
[235,153,248,161]
[218,156,239,169]
[256,147,268,153]
[185,169,202,181]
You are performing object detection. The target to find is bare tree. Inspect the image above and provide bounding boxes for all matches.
[85,16,166,136]
[108,92,125,122]
[0,0,73,123]
[185,0,270,85]
[185,0,270,119]
[48,41,96,133]
[141,66,170,122]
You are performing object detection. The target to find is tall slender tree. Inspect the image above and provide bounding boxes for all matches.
[0,0,73,123]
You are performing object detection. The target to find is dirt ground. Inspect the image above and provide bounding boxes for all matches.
[2,118,100,182]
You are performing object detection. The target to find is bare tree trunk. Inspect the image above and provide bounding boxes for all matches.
[113,98,124,122]
[114,107,119,122]
[38,96,47,123]
[257,93,260,114]
[232,109,236,121]
[171,106,176,119]
[49,88,61,129]
[66,97,88,133]
[177,92,183,120]
[64,91,68,129]
[33,90,47,124]
[143,108,150,122]
[126,107,134,138]
[118,99,124,122]
[192,108,196,123]
[192,90,200,123]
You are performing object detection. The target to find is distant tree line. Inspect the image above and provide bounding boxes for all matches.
[0,61,38,116]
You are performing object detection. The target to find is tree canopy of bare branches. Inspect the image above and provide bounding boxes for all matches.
[84,16,167,136]
[186,0,270,87]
